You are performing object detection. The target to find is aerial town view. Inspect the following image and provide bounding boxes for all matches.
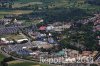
[0,0,100,66]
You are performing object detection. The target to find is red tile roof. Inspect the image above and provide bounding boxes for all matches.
[39,26,46,31]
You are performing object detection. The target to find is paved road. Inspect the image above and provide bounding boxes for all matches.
[0,47,10,57]
[94,52,100,61]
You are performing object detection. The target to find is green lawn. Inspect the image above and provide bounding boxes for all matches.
[0,53,5,61]
[0,15,4,19]
[8,62,37,66]
[8,61,49,66]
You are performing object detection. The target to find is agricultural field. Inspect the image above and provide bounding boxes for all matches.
[0,14,4,19]
[13,2,42,8]
[11,0,100,13]
[0,10,33,15]
[8,61,37,66]
[0,53,5,61]
[14,0,41,3]
[0,10,33,19]
[8,61,49,66]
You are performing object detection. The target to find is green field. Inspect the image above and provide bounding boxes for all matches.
[0,10,33,19]
[14,0,41,3]
[0,53,49,66]
[8,62,37,66]
[0,10,33,15]
[0,53,5,61]
[8,61,49,66]
[13,2,42,8]
[12,0,100,12]
[0,14,4,19]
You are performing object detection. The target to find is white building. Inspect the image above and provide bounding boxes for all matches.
[1,38,14,44]
[16,39,28,43]
[46,25,54,31]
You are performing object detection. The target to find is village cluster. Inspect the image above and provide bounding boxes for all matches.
[0,14,100,65]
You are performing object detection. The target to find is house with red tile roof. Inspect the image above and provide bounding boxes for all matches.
[39,26,46,31]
